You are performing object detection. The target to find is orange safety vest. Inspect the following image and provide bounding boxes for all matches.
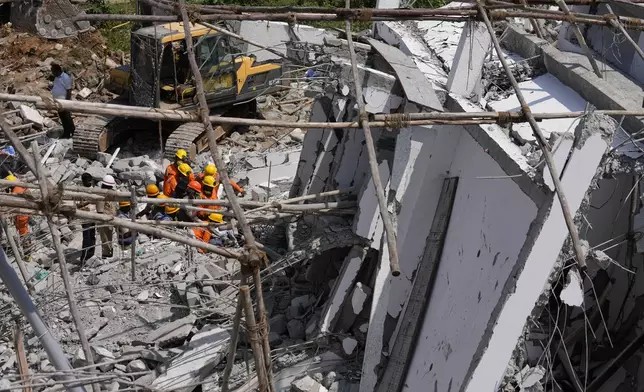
[12,186,29,236]
[164,175,178,198]
[192,227,212,253]
[197,192,221,220]
[163,164,179,196]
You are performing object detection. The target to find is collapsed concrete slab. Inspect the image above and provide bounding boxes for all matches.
[151,326,230,392]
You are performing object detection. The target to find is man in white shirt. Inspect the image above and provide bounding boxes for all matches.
[50,63,75,138]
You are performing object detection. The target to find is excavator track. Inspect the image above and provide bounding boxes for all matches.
[72,115,111,159]
[164,122,204,161]
[164,122,231,161]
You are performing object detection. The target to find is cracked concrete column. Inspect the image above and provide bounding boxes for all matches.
[446,21,491,98]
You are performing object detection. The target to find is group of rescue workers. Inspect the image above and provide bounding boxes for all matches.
[3,148,244,262]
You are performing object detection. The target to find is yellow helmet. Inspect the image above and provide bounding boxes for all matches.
[178,163,192,177]
[146,184,160,197]
[119,200,131,207]
[204,164,217,177]
[202,175,215,188]
[5,174,17,181]
[175,149,188,161]
[157,193,169,206]
[165,205,180,214]
[208,213,224,224]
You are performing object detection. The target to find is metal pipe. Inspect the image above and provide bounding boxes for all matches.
[0,248,86,392]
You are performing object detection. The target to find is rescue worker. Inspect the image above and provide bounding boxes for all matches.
[164,149,190,196]
[151,194,172,221]
[164,204,181,221]
[5,174,30,254]
[198,175,221,220]
[116,201,137,247]
[136,184,163,219]
[192,213,230,250]
[165,163,193,199]
[78,172,96,263]
[183,180,204,221]
[195,163,217,184]
[96,174,116,259]
[212,171,245,199]
[206,212,237,247]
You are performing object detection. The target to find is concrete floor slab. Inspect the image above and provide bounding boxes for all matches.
[488,74,587,142]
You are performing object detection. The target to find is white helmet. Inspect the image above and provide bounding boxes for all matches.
[101,174,116,188]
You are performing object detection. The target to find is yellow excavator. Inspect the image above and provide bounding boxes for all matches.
[73,22,284,159]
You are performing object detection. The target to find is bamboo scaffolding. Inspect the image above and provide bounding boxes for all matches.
[555,0,603,78]
[0,218,33,295]
[477,0,588,271]
[30,141,100,392]
[222,276,248,392]
[345,0,400,276]
[241,285,268,392]
[178,0,273,384]
[70,7,644,30]
[4,93,644,130]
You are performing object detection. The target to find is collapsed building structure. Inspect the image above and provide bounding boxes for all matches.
[1,0,644,391]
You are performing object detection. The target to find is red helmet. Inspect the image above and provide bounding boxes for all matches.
[187,180,202,193]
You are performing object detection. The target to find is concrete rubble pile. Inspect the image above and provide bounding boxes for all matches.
[4,2,644,391]
[0,24,368,391]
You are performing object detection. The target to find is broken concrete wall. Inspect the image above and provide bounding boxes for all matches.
[465,115,615,391]
[291,62,401,198]
[558,4,644,86]
[236,21,332,62]
[389,128,541,392]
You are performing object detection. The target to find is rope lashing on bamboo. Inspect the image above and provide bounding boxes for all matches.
[384,113,411,129]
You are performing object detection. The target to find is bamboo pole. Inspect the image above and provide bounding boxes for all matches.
[69,8,644,29]
[4,93,644,129]
[130,186,136,282]
[178,2,274,387]
[477,0,588,271]
[252,267,275,392]
[0,193,243,258]
[605,4,644,62]
[0,249,86,392]
[0,218,34,295]
[555,0,603,78]
[241,285,269,392]
[222,276,247,392]
[345,1,400,276]
[14,324,32,392]
[30,141,100,392]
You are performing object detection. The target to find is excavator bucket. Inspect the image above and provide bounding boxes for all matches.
[10,0,91,39]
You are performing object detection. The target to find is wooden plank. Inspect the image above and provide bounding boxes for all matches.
[376,177,459,392]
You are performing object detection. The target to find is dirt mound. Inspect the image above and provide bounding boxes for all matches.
[0,24,121,100]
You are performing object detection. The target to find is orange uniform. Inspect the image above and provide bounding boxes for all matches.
[164,173,195,198]
[192,227,212,253]
[12,186,29,236]
[163,164,178,197]
[197,192,221,220]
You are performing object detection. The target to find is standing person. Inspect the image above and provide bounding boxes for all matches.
[136,184,163,219]
[96,175,116,259]
[4,174,30,256]
[165,163,193,199]
[164,149,189,196]
[77,173,96,263]
[116,201,137,247]
[195,163,217,184]
[50,63,75,138]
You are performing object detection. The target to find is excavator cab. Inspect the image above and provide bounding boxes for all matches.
[110,22,282,112]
